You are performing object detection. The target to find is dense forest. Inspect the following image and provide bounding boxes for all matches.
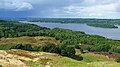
[0,20,120,57]
[87,23,118,28]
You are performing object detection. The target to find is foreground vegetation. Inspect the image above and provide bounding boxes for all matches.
[0,49,120,67]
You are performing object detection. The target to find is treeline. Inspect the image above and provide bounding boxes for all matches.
[27,18,120,24]
[0,20,120,53]
[0,20,49,38]
[87,23,118,28]
[28,18,120,28]
[0,44,75,57]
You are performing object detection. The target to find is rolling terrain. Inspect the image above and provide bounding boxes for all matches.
[0,49,120,67]
[0,20,120,67]
[0,36,59,46]
[0,36,120,67]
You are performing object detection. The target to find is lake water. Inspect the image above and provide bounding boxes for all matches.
[22,21,120,40]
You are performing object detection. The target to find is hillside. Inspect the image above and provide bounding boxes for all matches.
[0,36,59,46]
[0,20,120,67]
[0,49,120,67]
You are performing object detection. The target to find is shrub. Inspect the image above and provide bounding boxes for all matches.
[60,46,75,57]
[116,57,120,63]
[80,49,84,53]
[75,44,80,49]
[0,65,2,67]
[0,43,75,58]
[33,46,41,51]
[0,44,32,51]
[33,43,60,53]
[22,44,33,51]
[11,44,24,49]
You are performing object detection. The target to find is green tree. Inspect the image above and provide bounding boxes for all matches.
[23,44,33,51]
[60,46,75,57]
[116,57,120,63]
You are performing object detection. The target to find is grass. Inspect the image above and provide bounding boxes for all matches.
[53,56,90,67]
[81,53,111,62]
[0,36,120,67]
[24,51,120,67]
[0,36,59,46]
[25,54,118,67]
[1,49,120,67]
[24,61,42,67]
[88,61,120,67]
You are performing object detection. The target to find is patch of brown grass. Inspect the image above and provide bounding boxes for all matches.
[0,36,59,46]
[94,52,120,59]
[6,49,36,58]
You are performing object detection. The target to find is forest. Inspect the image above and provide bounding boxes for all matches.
[0,20,120,57]
[87,23,118,28]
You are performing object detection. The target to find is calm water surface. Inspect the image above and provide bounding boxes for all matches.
[22,21,120,40]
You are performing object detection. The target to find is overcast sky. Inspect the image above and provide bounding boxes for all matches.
[1,0,120,18]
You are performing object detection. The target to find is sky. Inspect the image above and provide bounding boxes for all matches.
[1,0,120,18]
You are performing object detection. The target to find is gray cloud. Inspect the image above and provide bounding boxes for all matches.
[0,0,120,18]
[1,0,33,11]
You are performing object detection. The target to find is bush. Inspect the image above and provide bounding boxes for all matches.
[33,46,41,51]
[75,45,80,49]
[0,43,75,58]
[11,44,24,49]
[0,44,32,51]
[60,46,75,57]
[33,43,60,53]
[80,49,84,53]
[116,57,120,63]
[0,65,2,67]
[22,44,33,51]
[72,55,83,61]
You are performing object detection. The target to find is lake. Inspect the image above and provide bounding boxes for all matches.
[22,21,120,40]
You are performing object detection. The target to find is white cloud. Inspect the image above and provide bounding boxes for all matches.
[53,0,120,18]
[12,2,33,11]
[3,0,33,11]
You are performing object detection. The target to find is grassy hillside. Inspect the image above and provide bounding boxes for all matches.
[0,36,119,67]
[0,49,120,67]
[0,20,120,67]
[0,36,59,46]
